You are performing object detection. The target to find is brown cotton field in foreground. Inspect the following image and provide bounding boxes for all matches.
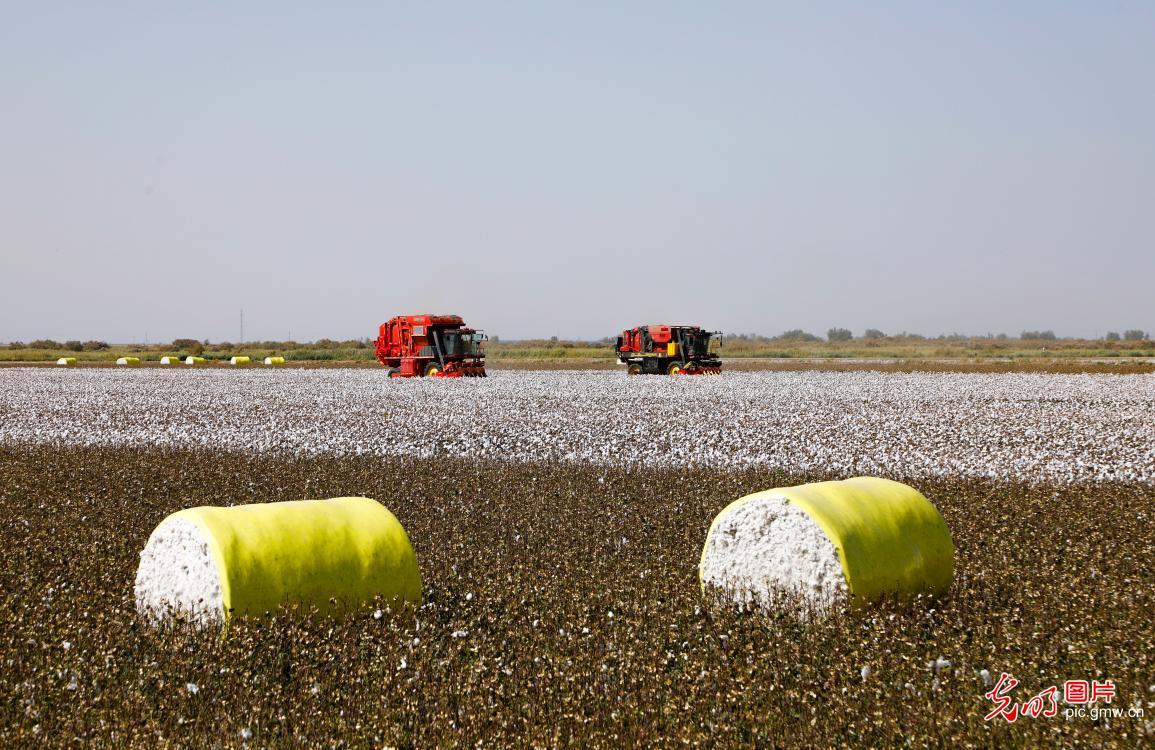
[1,445,1152,747]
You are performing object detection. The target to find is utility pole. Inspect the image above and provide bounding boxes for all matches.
[240,308,244,345]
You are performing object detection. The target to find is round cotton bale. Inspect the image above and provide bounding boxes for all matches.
[159,356,181,365]
[700,477,953,615]
[184,356,206,365]
[263,356,285,366]
[56,357,77,366]
[229,356,251,366]
[115,356,141,366]
[135,496,421,626]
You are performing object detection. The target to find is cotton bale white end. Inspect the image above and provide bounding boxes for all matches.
[700,495,847,615]
[135,517,225,626]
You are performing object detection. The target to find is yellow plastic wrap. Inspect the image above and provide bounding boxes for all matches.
[229,356,251,365]
[168,496,421,619]
[184,356,206,365]
[116,357,141,366]
[56,357,77,366]
[263,356,285,366]
[701,477,953,604]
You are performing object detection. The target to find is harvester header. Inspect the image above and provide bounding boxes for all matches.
[375,314,487,377]
[616,324,722,375]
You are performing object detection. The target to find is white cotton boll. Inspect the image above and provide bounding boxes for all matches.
[860,666,871,680]
[185,683,199,695]
[930,657,952,674]
[980,669,993,687]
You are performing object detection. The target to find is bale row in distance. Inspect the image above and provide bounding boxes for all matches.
[47,356,288,366]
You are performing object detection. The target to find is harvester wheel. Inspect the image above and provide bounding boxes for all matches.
[386,368,401,378]
[424,362,441,377]
[667,361,684,376]
[627,364,642,376]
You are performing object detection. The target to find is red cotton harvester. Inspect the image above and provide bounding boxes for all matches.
[375,314,487,377]
[615,325,722,375]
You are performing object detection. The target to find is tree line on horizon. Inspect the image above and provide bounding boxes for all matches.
[4,328,1151,351]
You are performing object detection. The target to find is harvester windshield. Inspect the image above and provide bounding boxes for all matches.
[685,330,720,357]
[439,330,486,356]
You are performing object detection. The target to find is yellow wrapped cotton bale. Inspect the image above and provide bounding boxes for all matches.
[116,356,141,366]
[229,356,251,366]
[135,496,421,626]
[263,356,285,366]
[159,356,181,365]
[700,477,953,614]
[56,357,77,366]
[184,356,206,365]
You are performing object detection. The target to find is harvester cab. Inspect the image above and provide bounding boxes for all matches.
[375,314,487,377]
[615,324,722,375]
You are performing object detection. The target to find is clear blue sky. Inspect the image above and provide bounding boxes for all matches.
[2,2,1152,342]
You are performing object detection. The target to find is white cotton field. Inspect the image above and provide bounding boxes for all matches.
[0,368,1151,484]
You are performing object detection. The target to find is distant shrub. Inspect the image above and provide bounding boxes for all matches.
[1021,330,1057,341]
[827,328,853,342]
[172,338,204,355]
[1105,332,1120,341]
[8,341,26,349]
[775,329,822,342]
[863,329,886,339]
[29,339,62,349]
[82,340,110,351]
[1123,329,1149,341]
[64,340,84,352]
